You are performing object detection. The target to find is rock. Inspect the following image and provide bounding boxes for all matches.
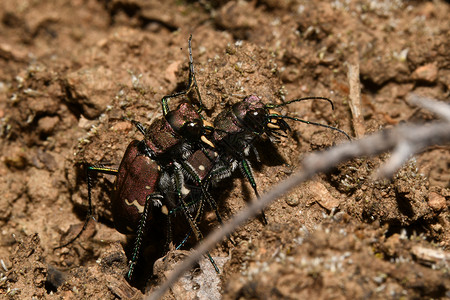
[427,192,446,211]
[286,195,300,207]
[164,60,181,85]
[411,245,450,267]
[110,121,132,132]
[64,66,116,119]
[412,63,438,83]
[38,116,59,135]
[308,181,340,211]
[27,168,58,203]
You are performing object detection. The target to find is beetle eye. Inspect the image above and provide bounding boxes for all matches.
[243,108,266,133]
[181,119,202,140]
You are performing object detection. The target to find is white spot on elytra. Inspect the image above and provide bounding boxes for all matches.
[181,184,190,196]
[244,147,250,156]
[125,198,145,213]
[198,165,205,171]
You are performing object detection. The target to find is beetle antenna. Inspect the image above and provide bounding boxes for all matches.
[278,115,351,140]
[161,35,204,116]
[267,96,335,110]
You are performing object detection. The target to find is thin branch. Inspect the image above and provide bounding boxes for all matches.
[374,140,414,179]
[147,99,450,300]
[347,56,365,138]
[407,93,450,121]
[374,94,450,178]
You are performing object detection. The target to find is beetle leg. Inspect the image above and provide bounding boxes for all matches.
[175,229,192,250]
[55,165,119,250]
[186,34,204,113]
[131,120,146,136]
[161,35,203,116]
[179,158,236,246]
[163,213,172,254]
[239,159,268,225]
[178,159,224,224]
[173,164,220,273]
[127,192,164,281]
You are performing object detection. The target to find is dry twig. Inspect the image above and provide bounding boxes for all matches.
[407,93,450,121]
[375,94,450,178]
[147,97,450,300]
[347,57,365,138]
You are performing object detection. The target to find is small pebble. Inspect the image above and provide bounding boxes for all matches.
[164,61,181,85]
[285,195,300,207]
[38,116,59,135]
[427,191,446,211]
[110,121,132,132]
[412,63,438,83]
[3,147,28,169]
[309,181,340,211]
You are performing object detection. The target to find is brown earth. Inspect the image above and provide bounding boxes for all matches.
[0,0,449,299]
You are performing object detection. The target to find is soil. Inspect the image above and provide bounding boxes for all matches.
[0,0,449,299]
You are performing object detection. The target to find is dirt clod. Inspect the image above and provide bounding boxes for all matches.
[412,63,439,83]
[428,191,447,211]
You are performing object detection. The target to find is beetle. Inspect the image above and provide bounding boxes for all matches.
[210,95,351,223]
[58,36,223,280]
[109,125,222,279]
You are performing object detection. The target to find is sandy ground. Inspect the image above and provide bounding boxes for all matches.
[0,0,449,299]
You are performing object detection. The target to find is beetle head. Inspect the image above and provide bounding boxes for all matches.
[166,102,215,147]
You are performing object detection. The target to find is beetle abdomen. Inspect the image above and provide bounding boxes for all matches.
[112,140,160,234]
